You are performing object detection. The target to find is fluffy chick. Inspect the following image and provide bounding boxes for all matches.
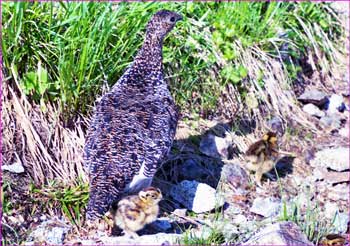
[114,187,162,238]
[244,132,279,186]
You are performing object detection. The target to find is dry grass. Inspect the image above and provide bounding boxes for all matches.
[2,66,88,185]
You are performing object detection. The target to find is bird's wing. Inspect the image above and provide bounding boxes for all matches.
[84,90,178,220]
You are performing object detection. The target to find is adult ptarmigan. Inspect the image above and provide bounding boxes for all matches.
[84,10,182,220]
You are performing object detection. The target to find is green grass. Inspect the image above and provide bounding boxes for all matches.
[29,179,89,226]
[2,2,343,120]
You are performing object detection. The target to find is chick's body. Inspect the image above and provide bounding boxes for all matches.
[115,187,162,238]
[244,132,279,186]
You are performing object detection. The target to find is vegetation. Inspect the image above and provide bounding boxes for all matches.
[1,2,346,245]
[2,2,343,118]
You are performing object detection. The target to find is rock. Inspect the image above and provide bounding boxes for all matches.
[220,223,239,241]
[298,89,328,107]
[149,218,172,232]
[324,202,339,220]
[172,208,187,217]
[319,114,341,129]
[170,180,225,213]
[180,159,208,180]
[100,233,183,245]
[313,166,349,184]
[250,197,281,218]
[199,134,232,159]
[243,222,312,245]
[303,103,325,118]
[326,94,346,113]
[220,163,249,189]
[2,161,25,173]
[327,183,350,202]
[232,214,247,224]
[26,218,71,245]
[310,147,349,171]
[331,212,349,234]
[266,116,284,135]
[339,125,349,138]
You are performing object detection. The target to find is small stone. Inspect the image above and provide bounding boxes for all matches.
[221,223,239,241]
[180,159,208,180]
[327,183,350,202]
[266,116,284,135]
[310,147,349,172]
[250,197,281,218]
[298,89,328,107]
[150,218,172,232]
[172,209,187,217]
[232,214,247,224]
[326,94,346,113]
[220,163,249,189]
[339,126,349,138]
[170,180,225,213]
[2,162,25,174]
[331,212,349,234]
[199,134,232,159]
[27,218,71,245]
[319,114,341,129]
[303,103,325,118]
[100,233,183,245]
[243,222,312,245]
[323,202,339,220]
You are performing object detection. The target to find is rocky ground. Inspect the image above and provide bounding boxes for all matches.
[3,85,349,245]
[2,2,350,246]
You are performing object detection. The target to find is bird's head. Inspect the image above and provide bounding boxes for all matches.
[146,10,182,40]
[139,186,163,205]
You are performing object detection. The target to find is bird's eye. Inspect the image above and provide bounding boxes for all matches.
[170,17,176,22]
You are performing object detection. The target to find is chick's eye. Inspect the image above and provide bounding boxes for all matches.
[170,17,176,22]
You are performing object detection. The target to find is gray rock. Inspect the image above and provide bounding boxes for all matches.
[303,103,325,118]
[220,163,249,189]
[199,134,232,159]
[172,208,187,217]
[326,94,346,113]
[327,183,350,201]
[250,197,281,218]
[339,125,349,138]
[243,222,312,245]
[180,159,208,180]
[150,218,172,232]
[319,114,341,129]
[324,202,339,220]
[310,147,349,171]
[220,223,239,242]
[232,214,247,224]
[266,116,284,135]
[26,218,71,245]
[298,89,328,106]
[331,212,349,234]
[100,233,183,245]
[170,180,225,213]
[2,162,25,174]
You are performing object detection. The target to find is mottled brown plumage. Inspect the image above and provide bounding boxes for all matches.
[84,10,182,220]
[114,187,162,238]
[244,132,279,186]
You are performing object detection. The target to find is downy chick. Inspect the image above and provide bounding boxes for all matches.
[114,187,162,238]
[244,132,279,186]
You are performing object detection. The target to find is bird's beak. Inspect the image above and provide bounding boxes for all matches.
[175,14,183,22]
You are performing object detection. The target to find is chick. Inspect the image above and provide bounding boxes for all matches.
[244,132,280,186]
[114,187,162,238]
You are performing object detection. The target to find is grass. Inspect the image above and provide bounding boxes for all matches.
[29,179,89,227]
[2,2,343,120]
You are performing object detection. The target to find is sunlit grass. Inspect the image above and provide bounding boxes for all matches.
[2,2,343,119]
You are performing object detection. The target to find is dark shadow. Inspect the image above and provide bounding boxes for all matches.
[265,156,295,181]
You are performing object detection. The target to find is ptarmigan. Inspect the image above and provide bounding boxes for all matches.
[84,10,182,220]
